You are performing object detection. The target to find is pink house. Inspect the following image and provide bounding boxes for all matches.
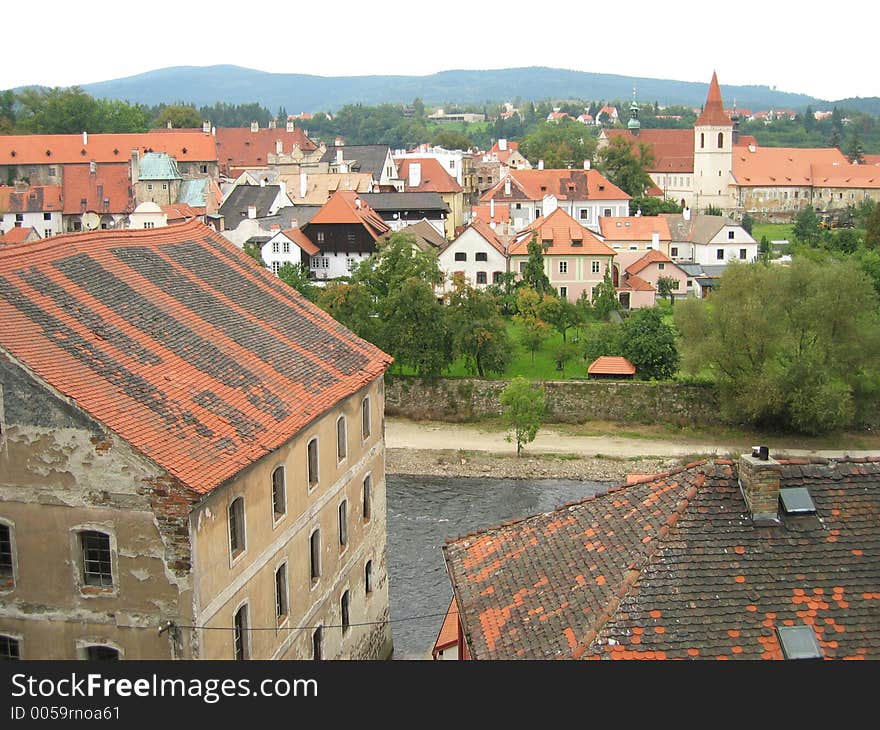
[617,249,688,308]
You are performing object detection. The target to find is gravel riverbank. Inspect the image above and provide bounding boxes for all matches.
[386,447,682,482]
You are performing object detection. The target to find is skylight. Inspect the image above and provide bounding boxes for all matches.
[777,626,823,659]
[779,487,816,515]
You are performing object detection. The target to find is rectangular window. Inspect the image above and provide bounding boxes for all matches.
[591,261,600,274]
[310,529,321,580]
[0,635,20,660]
[81,531,113,587]
[316,232,325,243]
[272,261,281,275]
[275,564,288,620]
[336,417,347,462]
[347,257,356,271]
[14,214,23,222]
[740,248,747,260]
[363,475,372,522]
[307,438,319,488]
[671,247,678,257]
[658,263,665,270]
[493,271,503,284]
[347,232,356,244]
[341,591,351,634]
[603,208,612,217]
[162,183,168,191]
[43,212,52,221]
[365,560,373,594]
[233,605,248,660]
[475,252,488,262]
[272,467,286,521]
[579,209,589,220]
[559,286,568,299]
[312,626,323,660]
[283,242,290,253]
[518,261,526,274]
[228,498,245,558]
[44,229,52,238]
[0,524,13,587]
[728,230,735,239]
[476,271,487,284]
[454,252,466,261]
[339,501,348,548]
[558,261,568,274]
[272,242,280,253]
[716,249,725,260]
[146,184,153,191]
[362,398,371,440]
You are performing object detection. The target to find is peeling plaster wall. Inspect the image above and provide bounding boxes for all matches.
[0,353,196,659]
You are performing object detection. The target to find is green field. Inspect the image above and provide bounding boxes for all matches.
[751,222,793,243]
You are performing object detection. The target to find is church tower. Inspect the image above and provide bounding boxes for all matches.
[627,88,641,136]
[693,72,735,213]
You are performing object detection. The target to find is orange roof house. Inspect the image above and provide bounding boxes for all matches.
[0,226,41,244]
[214,125,318,176]
[305,190,389,240]
[61,163,133,217]
[587,356,636,377]
[695,72,731,127]
[432,597,463,660]
[482,168,629,204]
[599,216,672,248]
[0,184,63,214]
[395,158,462,194]
[443,452,880,659]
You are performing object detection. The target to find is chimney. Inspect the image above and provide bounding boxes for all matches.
[212,126,216,137]
[335,137,344,147]
[269,119,276,130]
[504,177,511,196]
[275,139,283,155]
[260,178,266,187]
[490,198,495,218]
[286,117,295,133]
[336,148,344,164]
[583,159,591,170]
[82,131,88,146]
[250,121,259,133]
[167,121,173,129]
[247,205,257,219]
[130,149,140,184]
[683,206,691,221]
[651,231,660,247]
[498,138,508,151]
[203,120,211,134]
[300,172,308,200]
[409,162,421,188]
[538,159,544,170]
[738,446,782,524]
[355,198,362,209]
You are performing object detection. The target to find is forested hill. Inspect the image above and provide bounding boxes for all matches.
[63,65,872,113]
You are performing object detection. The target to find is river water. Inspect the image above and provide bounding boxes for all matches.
[385,474,611,659]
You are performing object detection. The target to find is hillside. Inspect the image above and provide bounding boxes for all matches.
[66,64,872,114]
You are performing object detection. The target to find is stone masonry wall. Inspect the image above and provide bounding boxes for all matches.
[384,377,721,426]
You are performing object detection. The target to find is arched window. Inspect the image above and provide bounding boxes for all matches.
[700,132,705,149]
[718,132,724,148]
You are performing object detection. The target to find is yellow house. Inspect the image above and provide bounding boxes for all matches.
[0,218,393,660]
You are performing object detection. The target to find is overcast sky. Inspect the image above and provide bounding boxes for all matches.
[3,1,876,102]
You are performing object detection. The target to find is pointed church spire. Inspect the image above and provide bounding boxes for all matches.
[696,71,731,126]
[627,86,641,136]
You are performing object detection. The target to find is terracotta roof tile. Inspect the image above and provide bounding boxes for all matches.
[0,185,63,213]
[444,457,880,660]
[281,227,319,255]
[599,216,671,243]
[603,129,695,173]
[61,164,132,214]
[588,356,636,375]
[0,226,40,244]
[508,209,614,256]
[214,126,317,174]
[306,190,390,241]
[395,158,463,194]
[695,72,732,127]
[625,249,673,275]
[433,597,460,656]
[733,146,848,187]
[0,219,391,495]
[481,169,630,203]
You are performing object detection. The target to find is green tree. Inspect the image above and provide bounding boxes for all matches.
[630,196,682,216]
[486,271,520,315]
[447,282,513,377]
[598,136,655,197]
[382,278,452,378]
[517,315,551,364]
[316,281,378,342]
[553,341,579,376]
[619,307,679,380]
[591,266,620,320]
[539,294,581,342]
[277,262,319,302]
[656,276,678,306]
[519,119,598,168]
[704,204,723,216]
[500,376,546,456]
[583,322,623,365]
[741,213,754,235]
[520,235,552,294]
[793,206,823,247]
[675,259,880,434]
[353,232,444,299]
[16,86,100,133]
[431,129,474,151]
[865,202,880,250]
[845,129,865,163]
[154,104,202,129]
[759,235,771,263]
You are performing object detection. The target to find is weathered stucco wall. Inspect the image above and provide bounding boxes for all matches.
[384,377,721,426]
[0,353,196,659]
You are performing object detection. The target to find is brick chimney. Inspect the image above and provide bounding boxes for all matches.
[203,120,211,134]
[250,121,259,133]
[286,117,295,133]
[247,205,257,219]
[738,446,782,525]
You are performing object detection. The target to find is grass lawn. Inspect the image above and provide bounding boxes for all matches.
[752,222,793,243]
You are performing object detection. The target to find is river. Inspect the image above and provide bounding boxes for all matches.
[385,474,611,659]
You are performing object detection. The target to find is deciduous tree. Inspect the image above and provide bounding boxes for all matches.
[447,282,513,377]
[500,376,546,456]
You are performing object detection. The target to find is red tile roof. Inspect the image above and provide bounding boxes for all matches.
[599,216,671,243]
[444,456,880,659]
[306,190,390,240]
[0,219,391,495]
[160,203,201,221]
[696,72,732,127]
[0,131,217,166]
[811,162,880,188]
[433,597,460,656]
[471,202,511,225]
[282,227,319,255]
[588,356,636,376]
[864,154,880,167]
[733,146,849,186]
[0,185,63,213]
[508,208,614,256]
[0,226,40,244]
[618,273,655,292]
[214,127,317,174]
[462,218,509,256]
[61,164,132,215]
[625,248,673,275]
[603,129,695,173]
[395,158,463,194]
[481,169,630,203]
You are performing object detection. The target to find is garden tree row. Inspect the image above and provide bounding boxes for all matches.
[675,258,880,434]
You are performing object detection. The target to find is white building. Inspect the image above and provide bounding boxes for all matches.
[438,219,509,292]
[260,226,318,275]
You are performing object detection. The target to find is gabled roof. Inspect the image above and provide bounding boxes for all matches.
[695,72,732,127]
[160,203,200,222]
[0,226,40,244]
[452,218,508,256]
[481,169,629,203]
[360,192,450,213]
[444,456,880,660]
[599,216,671,242]
[810,162,880,189]
[278,227,319,255]
[395,158,463,194]
[286,173,375,205]
[471,202,511,225]
[177,178,219,210]
[306,190,390,240]
[0,219,391,495]
[0,185,63,213]
[0,131,218,166]
[626,248,674,275]
[391,220,448,252]
[663,213,732,244]
[618,273,655,292]
[509,208,613,256]
[219,184,288,221]
[214,126,317,172]
[588,356,636,375]
[320,145,393,179]
[138,152,182,180]
[61,164,132,214]
[433,597,460,656]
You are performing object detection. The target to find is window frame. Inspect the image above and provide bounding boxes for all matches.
[233,602,249,660]
[312,625,323,660]
[361,397,371,441]
[338,500,348,551]
[365,559,373,595]
[0,520,16,591]
[307,437,319,490]
[341,590,351,635]
[0,633,21,660]
[309,528,321,584]
[475,251,488,262]
[80,530,114,589]
[271,466,286,524]
[336,416,347,464]
[228,496,246,562]
[363,474,372,523]
[274,562,289,625]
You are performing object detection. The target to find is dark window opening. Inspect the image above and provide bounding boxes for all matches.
[81,531,112,587]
